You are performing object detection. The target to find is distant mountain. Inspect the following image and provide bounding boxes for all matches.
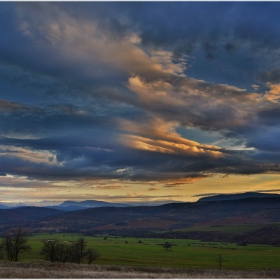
[198,192,280,202]
[0,202,28,208]
[57,199,129,210]
[0,199,179,209]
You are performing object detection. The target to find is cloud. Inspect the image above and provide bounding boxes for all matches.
[1,2,280,201]
[14,3,178,85]
[264,84,280,103]
[163,177,208,188]
[126,75,261,132]
[148,188,159,191]
[192,192,225,198]
[94,185,125,190]
[258,69,280,84]
[255,189,280,193]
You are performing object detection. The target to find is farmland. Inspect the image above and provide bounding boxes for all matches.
[13,233,280,270]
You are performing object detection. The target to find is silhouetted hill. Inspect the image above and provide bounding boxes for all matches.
[198,192,280,202]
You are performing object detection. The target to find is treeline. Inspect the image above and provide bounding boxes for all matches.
[0,227,100,263]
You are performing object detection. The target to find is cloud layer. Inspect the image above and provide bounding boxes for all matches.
[1,2,280,202]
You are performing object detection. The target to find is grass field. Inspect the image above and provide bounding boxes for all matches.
[2,261,280,278]
[13,233,280,270]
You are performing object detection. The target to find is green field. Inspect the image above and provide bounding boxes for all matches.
[174,223,280,234]
[9,233,280,270]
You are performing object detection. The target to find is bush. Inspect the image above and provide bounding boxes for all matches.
[162,241,172,250]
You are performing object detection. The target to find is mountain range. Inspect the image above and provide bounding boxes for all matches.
[1,192,280,245]
[0,199,129,211]
[0,199,178,211]
[48,200,130,211]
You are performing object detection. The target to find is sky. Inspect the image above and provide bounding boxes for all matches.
[2,2,280,205]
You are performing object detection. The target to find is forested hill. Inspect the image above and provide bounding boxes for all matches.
[1,196,280,240]
[198,192,280,202]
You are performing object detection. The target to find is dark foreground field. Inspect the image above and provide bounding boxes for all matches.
[0,261,280,279]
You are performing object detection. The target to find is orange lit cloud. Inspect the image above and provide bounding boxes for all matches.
[164,176,211,187]
[0,145,57,165]
[148,187,159,191]
[264,83,280,102]
[119,118,222,158]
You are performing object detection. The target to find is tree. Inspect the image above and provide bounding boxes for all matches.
[40,237,99,264]
[1,227,31,261]
[55,243,72,263]
[41,240,72,263]
[70,237,87,264]
[41,239,59,262]
[85,248,100,264]
[216,254,223,270]
[162,241,172,250]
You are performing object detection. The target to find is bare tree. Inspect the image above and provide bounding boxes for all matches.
[71,237,87,264]
[85,248,100,264]
[55,243,72,263]
[216,254,223,270]
[41,240,72,263]
[40,237,99,264]
[1,227,31,261]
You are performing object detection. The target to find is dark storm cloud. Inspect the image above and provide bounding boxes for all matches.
[11,2,280,78]
[71,2,280,56]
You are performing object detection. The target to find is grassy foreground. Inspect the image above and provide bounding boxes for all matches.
[14,233,280,270]
[1,261,280,278]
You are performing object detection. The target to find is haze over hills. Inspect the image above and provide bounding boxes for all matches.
[0,199,182,210]
[48,200,131,211]
[0,199,128,210]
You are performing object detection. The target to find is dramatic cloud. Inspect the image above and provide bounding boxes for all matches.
[1,2,280,203]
